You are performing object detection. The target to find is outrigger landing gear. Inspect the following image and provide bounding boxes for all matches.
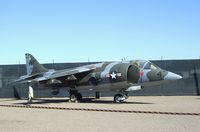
[69,90,82,103]
[28,85,34,104]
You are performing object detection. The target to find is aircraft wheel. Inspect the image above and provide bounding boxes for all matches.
[114,94,124,103]
[70,94,78,102]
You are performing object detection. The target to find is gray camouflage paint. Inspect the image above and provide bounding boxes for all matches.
[16,54,182,93]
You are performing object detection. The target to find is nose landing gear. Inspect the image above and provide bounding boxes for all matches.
[114,93,129,103]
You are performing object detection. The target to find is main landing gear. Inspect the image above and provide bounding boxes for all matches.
[69,90,129,103]
[69,90,82,103]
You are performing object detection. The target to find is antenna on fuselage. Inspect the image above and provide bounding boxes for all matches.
[52,59,55,69]
[121,57,126,62]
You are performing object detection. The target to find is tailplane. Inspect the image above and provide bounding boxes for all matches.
[25,53,48,75]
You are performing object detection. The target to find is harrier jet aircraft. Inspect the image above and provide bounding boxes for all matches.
[13,54,182,103]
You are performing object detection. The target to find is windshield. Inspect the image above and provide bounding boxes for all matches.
[144,61,159,70]
[150,63,158,70]
[133,60,160,70]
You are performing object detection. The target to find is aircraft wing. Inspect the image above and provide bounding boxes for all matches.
[17,67,95,84]
[50,67,93,79]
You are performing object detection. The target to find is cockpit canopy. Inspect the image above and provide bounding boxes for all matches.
[132,60,160,70]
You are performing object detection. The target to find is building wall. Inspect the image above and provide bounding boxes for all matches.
[0,59,199,98]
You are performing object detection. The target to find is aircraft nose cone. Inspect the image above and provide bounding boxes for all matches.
[164,72,182,81]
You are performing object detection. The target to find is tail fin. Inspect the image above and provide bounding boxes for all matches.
[25,53,48,75]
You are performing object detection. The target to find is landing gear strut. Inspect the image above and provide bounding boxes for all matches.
[95,91,100,99]
[69,90,82,102]
[28,85,34,104]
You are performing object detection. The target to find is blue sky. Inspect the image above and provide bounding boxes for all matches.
[0,0,200,64]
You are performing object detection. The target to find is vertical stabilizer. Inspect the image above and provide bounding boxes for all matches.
[25,53,48,75]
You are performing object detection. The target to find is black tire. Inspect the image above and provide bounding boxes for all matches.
[114,94,123,103]
[70,94,78,102]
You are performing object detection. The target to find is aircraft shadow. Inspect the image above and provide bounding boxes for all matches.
[80,98,154,104]
[13,99,69,105]
[13,98,154,105]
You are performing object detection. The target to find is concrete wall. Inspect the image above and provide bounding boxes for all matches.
[0,59,200,98]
